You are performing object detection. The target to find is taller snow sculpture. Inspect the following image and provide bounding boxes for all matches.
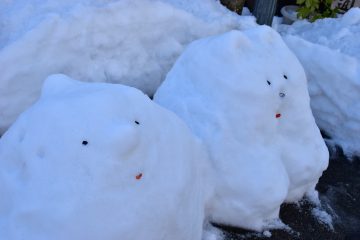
[154,26,329,231]
[0,74,209,240]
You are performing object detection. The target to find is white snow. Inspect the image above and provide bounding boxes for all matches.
[202,223,224,240]
[279,8,360,156]
[263,230,272,237]
[154,26,329,231]
[0,74,210,240]
[0,0,348,237]
[0,0,256,134]
[311,207,334,230]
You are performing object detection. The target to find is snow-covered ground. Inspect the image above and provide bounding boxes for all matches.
[0,74,210,240]
[155,26,328,231]
[278,8,360,156]
[0,0,256,134]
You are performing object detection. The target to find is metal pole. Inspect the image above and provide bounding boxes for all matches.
[253,0,278,26]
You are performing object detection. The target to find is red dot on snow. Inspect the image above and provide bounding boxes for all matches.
[135,173,143,180]
[276,113,281,118]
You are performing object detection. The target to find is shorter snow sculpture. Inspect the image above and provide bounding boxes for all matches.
[0,74,209,240]
[154,26,329,230]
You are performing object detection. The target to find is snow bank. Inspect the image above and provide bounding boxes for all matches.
[0,0,256,134]
[154,26,329,231]
[279,8,360,156]
[279,8,360,60]
[0,74,209,240]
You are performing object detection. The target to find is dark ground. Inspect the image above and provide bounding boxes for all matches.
[215,146,360,240]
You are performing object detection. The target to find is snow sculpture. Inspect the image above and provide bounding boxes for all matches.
[154,26,329,230]
[0,74,209,240]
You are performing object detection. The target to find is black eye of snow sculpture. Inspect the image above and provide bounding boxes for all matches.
[82,140,88,146]
[267,80,271,85]
[283,75,288,79]
[134,120,140,125]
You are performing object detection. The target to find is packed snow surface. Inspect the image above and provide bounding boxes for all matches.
[0,74,209,240]
[0,0,256,134]
[155,26,329,230]
[279,8,360,156]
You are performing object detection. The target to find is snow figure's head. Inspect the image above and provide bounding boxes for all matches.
[155,26,328,231]
[163,26,309,132]
[0,74,208,240]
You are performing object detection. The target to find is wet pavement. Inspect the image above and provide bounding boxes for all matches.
[217,146,360,240]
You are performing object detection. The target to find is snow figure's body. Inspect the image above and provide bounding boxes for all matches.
[0,74,208,240]
[154,26,329,231]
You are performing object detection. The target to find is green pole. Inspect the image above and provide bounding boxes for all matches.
[253,0,278,26]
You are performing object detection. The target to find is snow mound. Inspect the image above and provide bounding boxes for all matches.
[0,0,256,134]
[280,8,360,156]
[279,8,360,60]
[0,74,209,240]
[154,26,329,231]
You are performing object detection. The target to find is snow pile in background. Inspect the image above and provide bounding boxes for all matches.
[0,74,210,240]
[0,0,253,47]
[279,8,360,59]
[155,26,329,231]
[279,8,360,156]
[0,0,256,134]
[0,0,99,46]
